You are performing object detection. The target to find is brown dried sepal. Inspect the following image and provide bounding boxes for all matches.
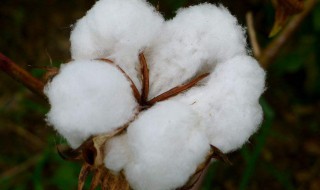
[101,170,130,190]
[57,125,128,190]
[270,0,304,37]
[79,129,127,189]
[77,164,130,190]
[77,131,131,190]
[139,53,149,104]
[179,145,231,190]
[43,67,59,83]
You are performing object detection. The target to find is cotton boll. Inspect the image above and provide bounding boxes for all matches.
[71,0,164,91]
[174,55,265,153]
[146,3,246,98]
[124,100,210,190]
[104,134,132,173]
[44,60,138,148]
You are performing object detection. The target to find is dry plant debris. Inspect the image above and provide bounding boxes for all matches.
[270,0,304,37]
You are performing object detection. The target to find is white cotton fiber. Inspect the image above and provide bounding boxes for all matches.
[50,0,267,188]
[104,134,131,172]
[44,60,138,148]
[104,135,130,174]
[174,55,265,153]
[70,0,164,91]
[123,100,210,190]
[70,18,103,60]
[146,4,247,98]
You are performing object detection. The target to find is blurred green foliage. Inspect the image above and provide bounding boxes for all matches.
[1,0,320,190]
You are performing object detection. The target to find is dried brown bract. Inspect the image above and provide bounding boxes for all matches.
[270,0,304,37]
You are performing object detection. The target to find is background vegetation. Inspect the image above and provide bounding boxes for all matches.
[0,0,319,189]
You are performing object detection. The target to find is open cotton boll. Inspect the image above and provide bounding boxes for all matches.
[104,134,131,173]
[44,60,138,148]
[146,3,246,98]
[124,100,210,190]
[71,0,164,91]
[174,55,265,153]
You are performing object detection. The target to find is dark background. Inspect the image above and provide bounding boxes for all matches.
[0,0,319,189]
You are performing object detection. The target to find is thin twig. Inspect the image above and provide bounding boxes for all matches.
[259,0,317,68]
[246,12,261,58]
[0,53,46,99]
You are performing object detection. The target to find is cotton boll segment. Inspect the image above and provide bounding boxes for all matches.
[146,3,246,98]
[70,18,106,60]
[44,60,138,148]
[174,55,265,153]
[71,0,164,60]
[71,0,164,91]
[175,4,247,62]
[104,134,131,173]
[124,100,210,190]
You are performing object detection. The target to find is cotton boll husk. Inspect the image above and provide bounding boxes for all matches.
[44,60,138,148]
[70,0,164,91]
[173,55,266,153]
[104,134,132,173]
[146,3,246,98]
[124,100,210,190]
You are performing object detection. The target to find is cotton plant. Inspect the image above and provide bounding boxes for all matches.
[44,0,266,189]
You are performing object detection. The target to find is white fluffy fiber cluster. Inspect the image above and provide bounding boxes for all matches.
[45,0,266,189]
[106,101,209,190]
[173,55,265,153]
[146,4,247,97]
[70,0,163,90]
[45,60,138,148]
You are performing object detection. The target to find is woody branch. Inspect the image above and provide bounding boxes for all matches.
[0,53,45,99]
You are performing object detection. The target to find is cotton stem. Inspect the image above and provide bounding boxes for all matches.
[246,12,261,58]
[0,52,46,99]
